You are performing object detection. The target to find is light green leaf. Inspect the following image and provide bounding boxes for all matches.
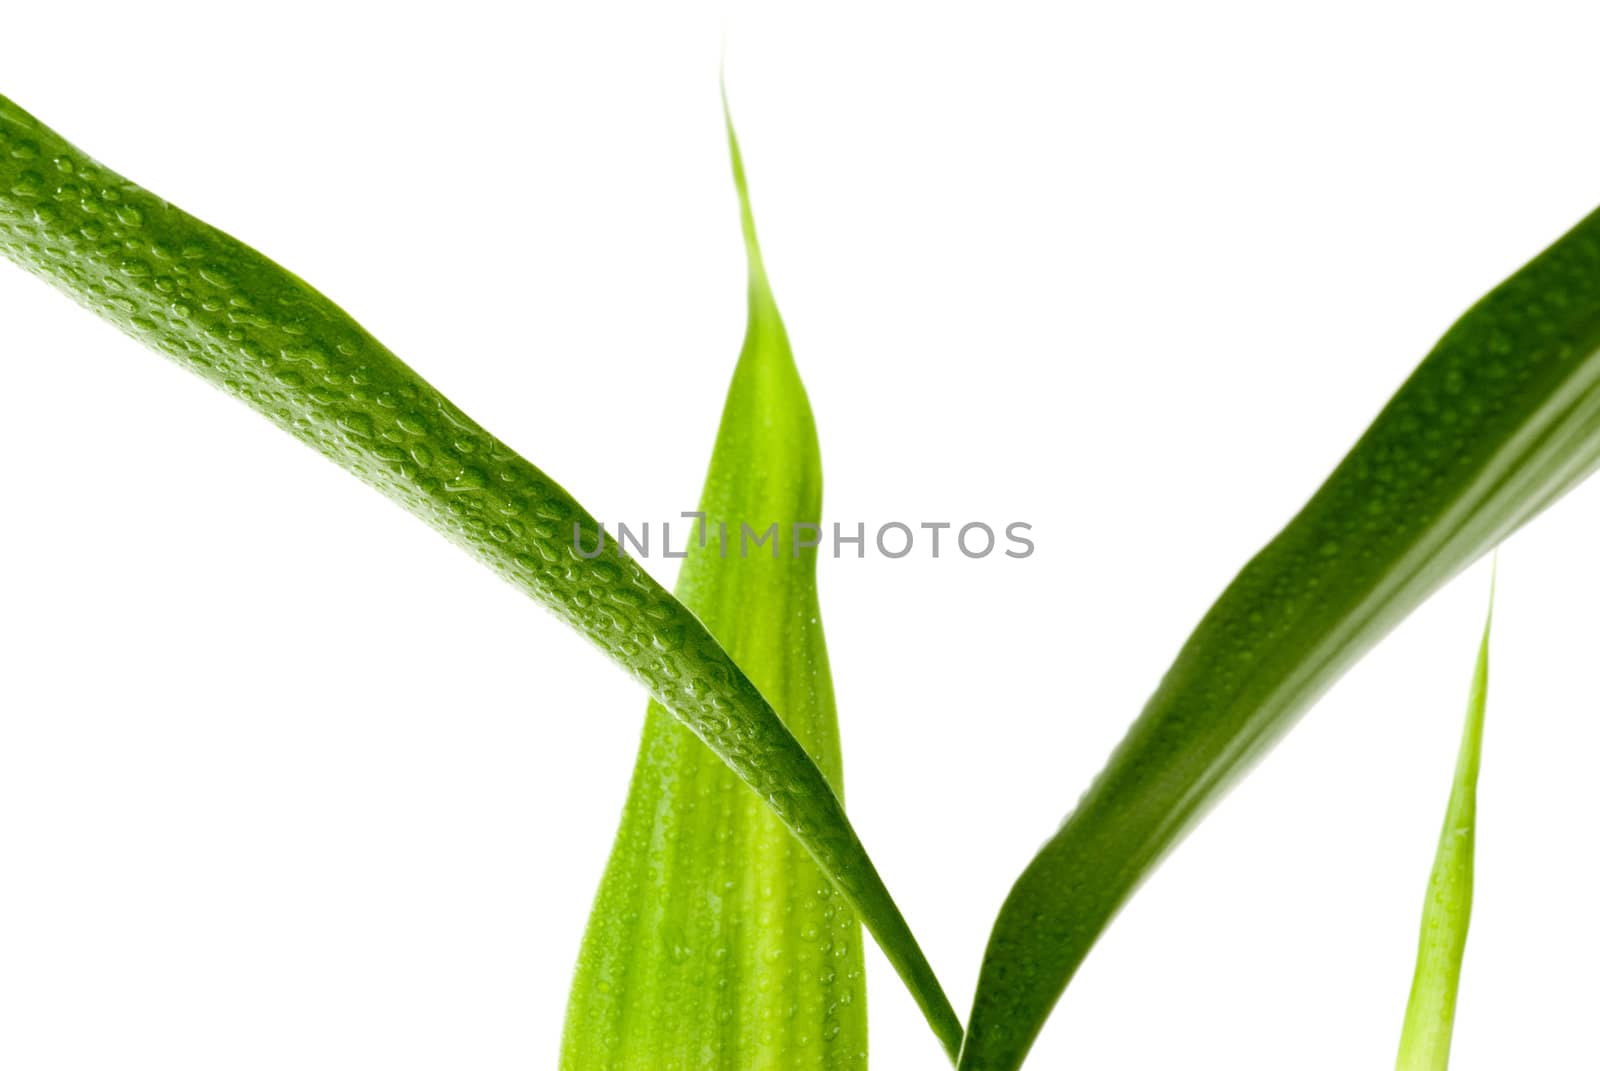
[560,101,869,1069]
[0,91,958,1056]
[1396,572,1493,1071]
[961,209,1600,1070]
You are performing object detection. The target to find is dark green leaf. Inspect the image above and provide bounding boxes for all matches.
[0,90,959,1057]
[962,207,1600,1070]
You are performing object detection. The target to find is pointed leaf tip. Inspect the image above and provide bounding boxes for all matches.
[1396,569,1493,1071]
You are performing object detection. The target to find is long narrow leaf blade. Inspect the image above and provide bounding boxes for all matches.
[1396,577,1493,1071]
[0,92,958,1052]
[561,101,869,1070]
[962,208,1600,1070]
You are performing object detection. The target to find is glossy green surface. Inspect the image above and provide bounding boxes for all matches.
[0,92,956,1053]
[1395,578,1492,1071]
[962,208,1600,1070]
[560,103,870,1071]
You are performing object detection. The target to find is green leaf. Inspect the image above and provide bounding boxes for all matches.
[560,101,869,1069]
[0,91,958,1057]
[1396,571,1493,1071]
[961,208,1600,1070]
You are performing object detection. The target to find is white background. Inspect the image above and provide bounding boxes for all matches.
[3,3,1599,1068]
